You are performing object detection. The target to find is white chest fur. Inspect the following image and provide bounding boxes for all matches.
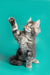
[19,35,32,53]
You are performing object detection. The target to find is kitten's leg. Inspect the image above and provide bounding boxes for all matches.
[9,48,24,65]
[9,55,17,65]
[9,55,24,65]
[32,50,39,64]
[32,47,39,63]
[32,59,39,63]
[26,51,33,68]
[8,17,21,40]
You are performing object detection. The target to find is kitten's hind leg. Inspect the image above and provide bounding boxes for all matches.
[9,55,24,65]
[32,59,39,64]
[9,55,16,61]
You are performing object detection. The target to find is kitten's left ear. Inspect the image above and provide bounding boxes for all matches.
[27,17,32,23]
[35,19,40,27]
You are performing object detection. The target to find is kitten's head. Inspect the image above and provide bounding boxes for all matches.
[24,17,41,36]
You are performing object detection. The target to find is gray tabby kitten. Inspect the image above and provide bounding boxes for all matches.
[8,17,41,68]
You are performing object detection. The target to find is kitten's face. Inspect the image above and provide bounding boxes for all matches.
[24,18,41,36]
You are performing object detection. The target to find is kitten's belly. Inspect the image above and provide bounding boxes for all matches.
[20,42,28,53]
[19,36,28,52]
[19,35,33,53]
[20,43,28,50]
[18,36,34,61]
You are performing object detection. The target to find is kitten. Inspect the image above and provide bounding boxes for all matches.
[8,17,41,68]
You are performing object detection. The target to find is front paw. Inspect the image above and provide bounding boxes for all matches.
[8,17,15,26]
[26,64,32,68]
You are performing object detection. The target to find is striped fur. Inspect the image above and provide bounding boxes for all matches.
[8,17,40,68]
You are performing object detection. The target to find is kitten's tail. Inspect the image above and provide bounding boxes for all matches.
[9,55,24,65]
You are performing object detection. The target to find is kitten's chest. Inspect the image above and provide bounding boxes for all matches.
[20,36,28,50]
[19,35,33,51]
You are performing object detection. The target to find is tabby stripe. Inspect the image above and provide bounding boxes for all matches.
[12,29,18,33]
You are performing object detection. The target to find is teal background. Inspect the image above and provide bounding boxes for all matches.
[0,0,50,75]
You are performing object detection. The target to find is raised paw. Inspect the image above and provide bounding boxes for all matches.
[32,59,39,64]
[8,17,15,26]
[26,64,32,68]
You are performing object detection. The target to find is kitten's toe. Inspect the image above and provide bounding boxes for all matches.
[26,64,32,68]
[32,59,39,64]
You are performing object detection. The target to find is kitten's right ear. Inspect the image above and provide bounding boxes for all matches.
[27,17,32,23]
[35,19,40,27]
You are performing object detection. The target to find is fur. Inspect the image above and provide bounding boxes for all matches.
[8,17,40,68]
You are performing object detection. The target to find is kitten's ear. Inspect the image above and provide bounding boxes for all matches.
[35,19,40,27]
[27,17,32,23]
